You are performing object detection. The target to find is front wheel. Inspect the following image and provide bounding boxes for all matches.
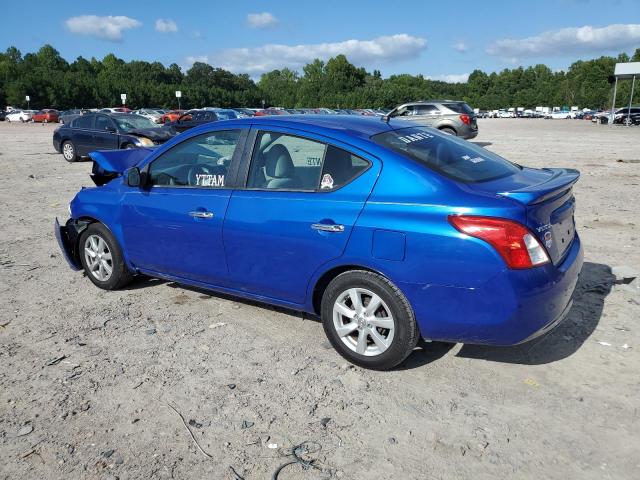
[321,270,419,370]
[79,223,134,290]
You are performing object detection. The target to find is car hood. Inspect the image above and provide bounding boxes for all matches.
[127,127,175,142]
[89,148,154,174]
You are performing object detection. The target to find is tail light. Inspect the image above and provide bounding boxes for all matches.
[448,215,549,269]
[459,114,471,125]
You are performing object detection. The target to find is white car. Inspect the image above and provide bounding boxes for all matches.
[545,111,572,119]
[133,109,163,123]
[6,110,33,122]
[497,110,513,118]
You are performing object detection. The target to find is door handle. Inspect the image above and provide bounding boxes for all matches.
[311,223,344,232]
[189,211,214,219]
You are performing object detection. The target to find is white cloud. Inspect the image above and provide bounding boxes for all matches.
[487,23,640,59]
[65,15,141,41]
[427,73,469,83]
[188,34,427,75]
[453,41,468,53]
[155,19,178,33]
[247,12,278,29]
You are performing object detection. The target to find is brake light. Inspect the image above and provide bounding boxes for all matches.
[459,114,471,125]
[448,215,549,269]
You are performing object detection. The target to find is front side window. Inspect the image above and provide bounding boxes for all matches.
[95,116,115,131]
[372,126,520,183]
[148,130,241,188]
[415,104,439,115]
[247,131,370,191]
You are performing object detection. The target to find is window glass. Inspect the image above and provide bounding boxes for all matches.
[149,130,241,188]
[95,116,114,131]
[372,126,520,183]
[415,104,439,115]
[74,115,93,129]
[443,102,474,114]
[247,131,370,191]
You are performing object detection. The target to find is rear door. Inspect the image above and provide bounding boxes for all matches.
[93,115,119,150]
[121,128,247,284]
[223,127,379,304]
[72,114,95,156]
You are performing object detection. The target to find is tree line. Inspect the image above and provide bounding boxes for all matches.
[1,44,638,111]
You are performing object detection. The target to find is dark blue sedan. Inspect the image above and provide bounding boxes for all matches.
[53,112,176,162]
[55,116,583,369]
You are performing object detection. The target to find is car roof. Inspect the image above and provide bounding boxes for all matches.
[193,114,404,140]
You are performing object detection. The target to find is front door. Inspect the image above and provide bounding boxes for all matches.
[121,129,246,284]
[223,128,379,305]
[93,115,119,150]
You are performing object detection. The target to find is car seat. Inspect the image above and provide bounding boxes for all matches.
[264,144,300,189]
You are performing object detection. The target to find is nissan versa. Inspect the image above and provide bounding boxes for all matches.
[55,116,583,370]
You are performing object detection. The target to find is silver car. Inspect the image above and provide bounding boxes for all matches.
[387,100,478,139]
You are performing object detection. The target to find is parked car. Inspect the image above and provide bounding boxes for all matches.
[206,108,239,120]
[254,108,290,116]
[100,107,131,113]
[161,110,186,124]
[59,109,84,124]
[168,109,219,133]
[55,115,582,370]
[6,110,33,122]
[232,108,256,118]
[387,100,478,139]
[544,110,572,119]
[32,109,60,123]
[133,109,164,124]
[53,113,176,162]
[612,107,640,125]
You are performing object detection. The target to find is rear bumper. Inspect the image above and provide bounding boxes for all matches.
[402,233,583,346]
[54,217,89,271]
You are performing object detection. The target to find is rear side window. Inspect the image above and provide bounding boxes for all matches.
[73,115,93,129]
[443,102,474,114]
[246,132,370,191]
[372,126,520,183]
[415,104,439,115]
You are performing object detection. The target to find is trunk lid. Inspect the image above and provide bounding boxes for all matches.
[470,167,580,264]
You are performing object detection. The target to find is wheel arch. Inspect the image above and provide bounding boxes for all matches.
[311,264,384,315]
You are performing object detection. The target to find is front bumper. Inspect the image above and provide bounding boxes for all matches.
[54,218,90,271]
[401,233,583,346]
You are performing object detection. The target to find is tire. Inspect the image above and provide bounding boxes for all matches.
[321,270,419,370]
[62,141,77,162]
[78,223,134,291]
[439,127,457,136]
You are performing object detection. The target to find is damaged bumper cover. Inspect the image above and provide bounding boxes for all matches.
[55,218,90,271]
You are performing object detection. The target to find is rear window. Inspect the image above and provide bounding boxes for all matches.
[442,102,474,114]
[372,126,520,183]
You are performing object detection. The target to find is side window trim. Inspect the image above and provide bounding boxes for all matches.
[144,128,248,190]
[236,127,372,193]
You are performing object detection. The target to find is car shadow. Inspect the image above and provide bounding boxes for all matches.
[454,261,614,365]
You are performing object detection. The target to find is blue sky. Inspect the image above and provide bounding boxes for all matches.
[2,0,640,81]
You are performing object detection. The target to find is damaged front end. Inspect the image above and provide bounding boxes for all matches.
[55,218,91,270]
[89,148,153,186]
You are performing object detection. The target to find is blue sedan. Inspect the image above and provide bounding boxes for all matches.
[55,116,583,370]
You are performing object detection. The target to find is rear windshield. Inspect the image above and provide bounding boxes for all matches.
[372,126,520,183]
[443,102,474,114]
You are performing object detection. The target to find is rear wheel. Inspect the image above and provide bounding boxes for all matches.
[62,141,77,162]
[440,127,457,136]
[79,223,134,290]
[321,270,418,370]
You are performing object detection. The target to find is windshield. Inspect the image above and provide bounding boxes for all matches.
[114,115,157,131]
[214,110,238,120]
[372,126,521,183]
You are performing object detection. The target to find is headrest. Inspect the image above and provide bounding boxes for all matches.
[265,144,295,178]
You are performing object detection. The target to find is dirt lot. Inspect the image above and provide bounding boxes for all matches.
[0,119,639,480]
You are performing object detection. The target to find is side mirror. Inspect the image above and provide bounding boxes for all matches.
[126,167,141,187]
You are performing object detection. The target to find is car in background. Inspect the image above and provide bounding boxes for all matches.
[254,108,290,116]
[59,109,84,124]
[612,107,640,125]
[232,108,255,118]
[133,109,164,124]
[99,107,131,114]
[6,110,33,122]
[167,109,219,133]
[32,109,60,123]
[161,109,186,124]
[206,108,239,120]
[55,115,583,370]
[544,110,572,119]
[387,100,478,139]
[53,112,176,162]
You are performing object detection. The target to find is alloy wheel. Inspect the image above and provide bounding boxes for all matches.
[63,143,74,160]
[332,287,395,356]
[84,234,113,282]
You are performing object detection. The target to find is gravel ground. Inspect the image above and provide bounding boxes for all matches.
[0,119,639,480]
